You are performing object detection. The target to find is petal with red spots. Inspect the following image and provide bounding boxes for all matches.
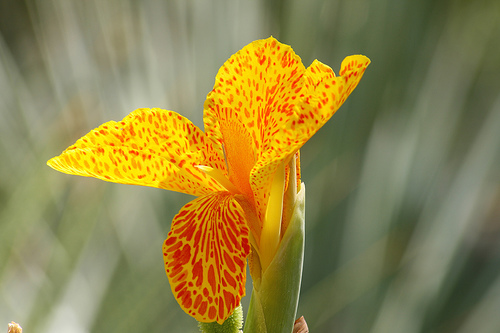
[203,37,306,205]
[249,55,370,219]
[163,192,250,324]
[291,55,371,149]
[47,108,227,196]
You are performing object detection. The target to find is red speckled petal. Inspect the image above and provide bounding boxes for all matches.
[301,55,371,125]
[281,55,371,154]
[204,36,306,216]
[250,55,370,218]
[47,108,227,196]
[163,192,250,324]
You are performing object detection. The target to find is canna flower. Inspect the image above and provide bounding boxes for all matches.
[47,37,369,325]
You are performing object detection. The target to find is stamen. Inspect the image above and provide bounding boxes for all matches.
[260,161,286,272]
[222,143,229,172]
[196,165,239,194]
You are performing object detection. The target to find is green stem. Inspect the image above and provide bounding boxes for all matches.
[243,185,305,333]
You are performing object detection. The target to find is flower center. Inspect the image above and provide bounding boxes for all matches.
[220,118,256,204]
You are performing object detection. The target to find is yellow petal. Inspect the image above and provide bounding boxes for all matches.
[260,160,285,271]
[204,36,306,206]
[250,55,370,218]
[163,192,250,324]
[47,108,227,197]
[294,55,371,143]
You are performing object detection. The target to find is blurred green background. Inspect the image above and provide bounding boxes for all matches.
[1,0,499,332]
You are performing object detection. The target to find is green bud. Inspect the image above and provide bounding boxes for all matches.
[198,304,243,333]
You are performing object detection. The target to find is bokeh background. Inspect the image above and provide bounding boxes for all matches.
[1,0,499,332]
